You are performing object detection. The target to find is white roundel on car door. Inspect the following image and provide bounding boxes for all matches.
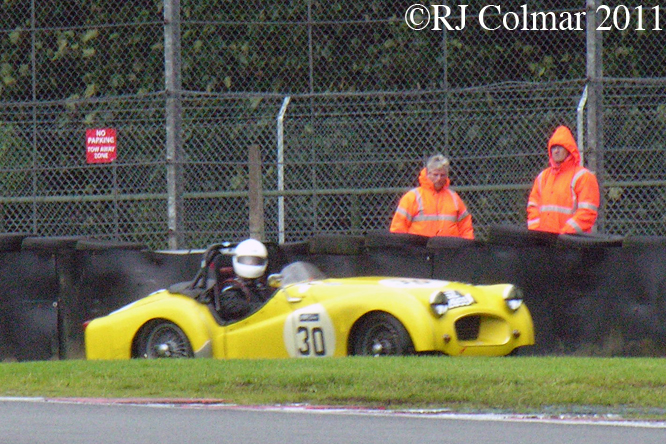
[283,304,336,357]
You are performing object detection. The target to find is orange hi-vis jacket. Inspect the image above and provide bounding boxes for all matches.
[390,168,474,239]
[527,126,600,234]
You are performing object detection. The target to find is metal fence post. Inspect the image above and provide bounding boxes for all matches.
[248,144,265,241]
[277,96,291,245]
[164,0,184,249]
[586,0,604,230]
[30,0,38,233]
[576,85,588,166]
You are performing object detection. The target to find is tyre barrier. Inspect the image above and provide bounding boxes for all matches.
[362,230,431,278]
[304,234,366,278]
[3,230,666,360]
[75,239,148,251]
[308,234,365,255]
[0,233,33,252]
[556,233,625,249]
[364,230,430,248]
[622,235,666,249]
[486,224,558,247]
[21,235,90,252]
[1,236,201,361]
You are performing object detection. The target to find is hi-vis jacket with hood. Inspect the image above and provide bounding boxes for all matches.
[527,126,600,234]
[390,168,474,239]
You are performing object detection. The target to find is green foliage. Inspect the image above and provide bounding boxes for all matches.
[0,1,659,101]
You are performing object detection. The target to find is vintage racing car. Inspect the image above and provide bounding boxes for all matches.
[85,243,534,359]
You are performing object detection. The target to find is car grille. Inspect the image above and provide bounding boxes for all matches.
[455,315,480,341]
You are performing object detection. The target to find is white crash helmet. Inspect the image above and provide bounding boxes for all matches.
[232,239,268,279]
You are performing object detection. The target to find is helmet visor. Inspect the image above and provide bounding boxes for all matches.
[237,256,267,266]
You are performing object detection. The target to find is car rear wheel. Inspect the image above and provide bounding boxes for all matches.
[137,320,193,359]
[351,313,414,356]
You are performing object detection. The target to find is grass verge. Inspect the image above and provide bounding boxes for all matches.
[1,356,665,419]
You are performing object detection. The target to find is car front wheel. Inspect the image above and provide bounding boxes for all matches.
[137,320,194,359]
[351,313,414,356]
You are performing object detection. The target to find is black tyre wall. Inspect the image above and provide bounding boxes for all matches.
[427,236,482,284]
[456,226,561,354]
[4,232,666,359]
[617,236,666,347]
[275,241,309,271]
[361,231,431,278]
[0,248,58,362]
[0,238,202,361]
[304,234,366,277]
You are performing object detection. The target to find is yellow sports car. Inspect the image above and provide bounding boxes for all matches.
[85,244,534,359]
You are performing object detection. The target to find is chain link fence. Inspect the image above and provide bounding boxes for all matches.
[602,80,666,236]
[1,1,665,249]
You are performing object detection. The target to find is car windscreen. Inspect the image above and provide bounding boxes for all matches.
[279,261,326,286]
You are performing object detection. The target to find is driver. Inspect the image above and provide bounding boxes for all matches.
[215,238,271,321]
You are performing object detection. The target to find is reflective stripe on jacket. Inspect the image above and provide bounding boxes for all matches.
[390,168,474,239]
[527,126,600,234]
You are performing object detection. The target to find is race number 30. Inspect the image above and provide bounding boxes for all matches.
[297,326,326,356]
[284,304,336,358]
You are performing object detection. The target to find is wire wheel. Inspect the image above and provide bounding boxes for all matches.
[138,321,193,359]
[352,313,414,356]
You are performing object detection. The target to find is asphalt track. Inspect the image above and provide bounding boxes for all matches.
[1,398,665,444]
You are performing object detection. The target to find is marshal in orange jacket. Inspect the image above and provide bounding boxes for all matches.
[390,168,474,239]
[527,126,600,234]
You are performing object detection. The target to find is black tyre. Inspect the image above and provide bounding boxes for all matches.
[426,235,476,250]
[351,313,414,356]
[0,233,32,252]
[486,224,558,247]
[622,235,666,249]
[556,233,624,249]
[364,230,429,249]
[136,320,193,359]
[22,236,88,252]
[75,239,147,251]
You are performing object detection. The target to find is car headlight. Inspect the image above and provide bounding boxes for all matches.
[503,285,524,311]
[430,290,476,317]
[429,290,449,317]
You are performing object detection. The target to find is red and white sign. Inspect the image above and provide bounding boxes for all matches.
[86,128,117,164]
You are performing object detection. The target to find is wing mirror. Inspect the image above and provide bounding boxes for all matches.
[267,273,283,288]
